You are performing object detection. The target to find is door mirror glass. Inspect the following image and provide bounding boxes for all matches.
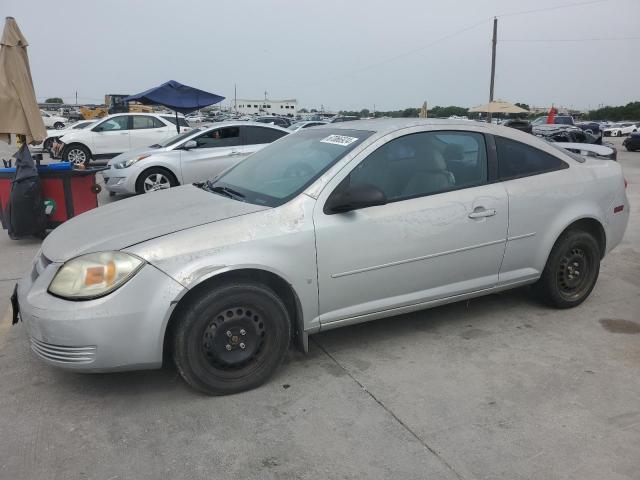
[325,183,387,214]
[183,140,197,150]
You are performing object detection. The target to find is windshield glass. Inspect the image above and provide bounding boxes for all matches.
[155,129,201,148]
[210,128,373,207]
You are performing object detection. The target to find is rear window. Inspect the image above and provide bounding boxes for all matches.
[243,126,288,144]
[162,116,189,127]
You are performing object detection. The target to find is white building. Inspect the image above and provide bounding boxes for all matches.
[236,98,298,117]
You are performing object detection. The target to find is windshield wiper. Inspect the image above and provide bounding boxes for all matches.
[201,181,245,200]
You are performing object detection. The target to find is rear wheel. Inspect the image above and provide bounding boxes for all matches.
[172,283,291,395]
[136,167,178,193]
[53,122,65,130]
[62,144,91,167]
[533,229,600,308]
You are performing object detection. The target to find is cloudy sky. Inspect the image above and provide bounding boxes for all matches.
[3,0,639,111]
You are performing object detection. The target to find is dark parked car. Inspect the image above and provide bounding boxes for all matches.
[576,121,602,141]
[254,116,292,128]
[533,124,600,144]
[502,118,532,134]
[328,115,360,123]
[623,132,640,151]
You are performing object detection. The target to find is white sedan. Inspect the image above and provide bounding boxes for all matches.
[102,122,289,194]
[603,123,637,137]
[40,109,67,129]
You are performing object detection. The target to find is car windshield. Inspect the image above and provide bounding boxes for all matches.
[206,128,373,207]
[153,129,201,148]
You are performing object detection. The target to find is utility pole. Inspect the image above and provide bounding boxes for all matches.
[75,91,78,106]
[234,84,237,112]
[488,17,497,122]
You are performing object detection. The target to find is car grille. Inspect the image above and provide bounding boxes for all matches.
[30,338,96,364]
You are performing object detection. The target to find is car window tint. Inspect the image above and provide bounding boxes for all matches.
[132,116,158,129]
[98,116,128,131]
[194,127,241,148]
[344,131,487,202]
[244,126,288,144]
[495,136,568,180]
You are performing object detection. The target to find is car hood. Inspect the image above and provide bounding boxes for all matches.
[41,185,270,262]
[107,146,171,166]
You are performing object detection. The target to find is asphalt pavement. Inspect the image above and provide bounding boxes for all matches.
[0,136,638,480]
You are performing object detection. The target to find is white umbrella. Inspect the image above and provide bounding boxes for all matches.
[468,100,529,114]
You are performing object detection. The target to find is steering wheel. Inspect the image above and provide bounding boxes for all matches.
[283,162,314,179]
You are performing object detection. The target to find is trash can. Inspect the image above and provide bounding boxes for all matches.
[0,162,105,229]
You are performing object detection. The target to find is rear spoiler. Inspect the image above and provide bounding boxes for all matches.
[555,142,617,160]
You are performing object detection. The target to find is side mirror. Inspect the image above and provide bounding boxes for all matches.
[183,140,197,150]
[325,183,387,214]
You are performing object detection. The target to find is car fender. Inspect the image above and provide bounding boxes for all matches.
[125,194,321,334]
[135,157,183,184]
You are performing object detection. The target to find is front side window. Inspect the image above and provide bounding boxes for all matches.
[97,116,128,131]
[243,126,288,145]
[495,136,568,180]
[194,127,241,148]
[342,131,487,202]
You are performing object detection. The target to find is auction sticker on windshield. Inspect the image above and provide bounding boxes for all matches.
[320,135,359,146]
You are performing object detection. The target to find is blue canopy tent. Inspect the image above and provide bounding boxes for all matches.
[125,80,225,132]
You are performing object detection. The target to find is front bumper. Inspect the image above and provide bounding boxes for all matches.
[102,166,141,195]
[17,254,186,372]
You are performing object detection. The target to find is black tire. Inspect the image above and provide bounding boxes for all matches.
[533,229,600,309]
[54,122,65,130]
[62,143,91,167]
[135,167,178,193]
[43,138,53,153]
[173,282,291,395]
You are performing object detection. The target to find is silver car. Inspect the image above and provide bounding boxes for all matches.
[103,122,289,194]
[15,119,629,395]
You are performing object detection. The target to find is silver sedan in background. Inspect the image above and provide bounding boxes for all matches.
[102,122,289,194]
[16,119,629,395]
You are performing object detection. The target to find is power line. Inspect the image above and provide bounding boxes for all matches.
[501,36,640,42]
[494,0,610,18]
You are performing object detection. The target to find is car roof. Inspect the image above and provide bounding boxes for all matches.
[196,121,290,133]
[314,118,491,134]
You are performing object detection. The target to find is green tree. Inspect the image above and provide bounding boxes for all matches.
[299,108,308,113]
[585,102,640,121]
[360,108,370,117]
[45,97,63,103]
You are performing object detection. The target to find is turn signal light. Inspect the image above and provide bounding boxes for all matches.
[614,205,624,214]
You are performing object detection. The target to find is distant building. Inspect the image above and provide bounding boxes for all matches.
[236,98,298,117]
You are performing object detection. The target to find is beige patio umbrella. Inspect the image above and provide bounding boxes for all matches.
[468,99,529,114]
[0,17,46,145]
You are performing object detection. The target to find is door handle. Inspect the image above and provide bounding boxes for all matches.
[118,132,128,135]
[230,150,242,155]
[468,207,496,219]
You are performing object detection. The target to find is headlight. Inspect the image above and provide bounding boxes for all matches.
[48,251,144,300]
[114,154,150,169]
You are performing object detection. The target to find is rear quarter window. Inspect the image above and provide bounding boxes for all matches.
[495,136,568,180]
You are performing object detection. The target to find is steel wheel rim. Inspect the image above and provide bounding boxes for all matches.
[67,149,86,165]
[557,246,591,300]
[201,306,267,371]
[143,173,170,192]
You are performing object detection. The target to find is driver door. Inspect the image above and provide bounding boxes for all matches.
[90,115,131,155]
[180,126,243,183]
[313,129,508,326]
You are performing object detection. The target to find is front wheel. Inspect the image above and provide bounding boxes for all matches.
[62,144,91,167]
[172,283,291,395]
[533,229,600,308]
[54,122,65,130]
[136,167,178,193]
[616,130,622,137]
